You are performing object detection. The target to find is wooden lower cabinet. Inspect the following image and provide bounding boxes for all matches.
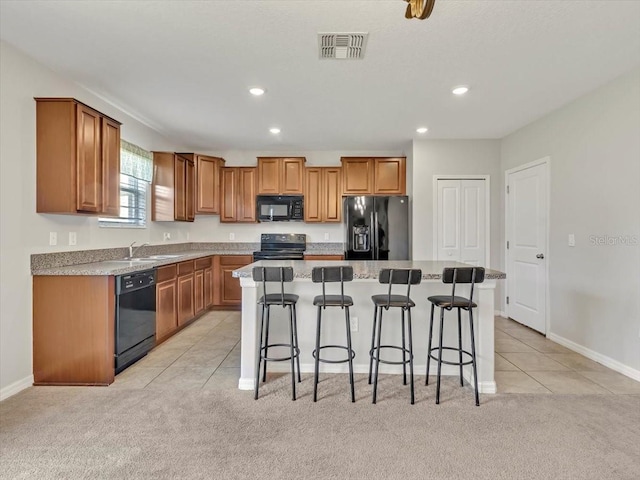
[214,255,253,307]
[194,269,204,315]
[33,275,115,385]
[204,266,213,308]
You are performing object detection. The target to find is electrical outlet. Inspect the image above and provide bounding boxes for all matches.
[68,232,77,246]
[49,232,57,246]
[350,316,358,332]
[568,234,575,247]
[229,233,235,241]
[163,232,171,241]
[324,232,330,241]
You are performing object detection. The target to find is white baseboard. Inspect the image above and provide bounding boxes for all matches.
[494,310,507,318]
[547,332,640,382]
[0,375,33,401]
[238,377,254,391]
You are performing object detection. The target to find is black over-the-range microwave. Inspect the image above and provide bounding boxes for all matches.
[256,195,304,222]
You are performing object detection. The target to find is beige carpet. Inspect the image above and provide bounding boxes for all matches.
[1,374,639,480]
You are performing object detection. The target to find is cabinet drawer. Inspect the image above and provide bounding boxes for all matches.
[157,264,177,283]
[195,256,212,270]
[178,260,195,276]
[219,255,253,266]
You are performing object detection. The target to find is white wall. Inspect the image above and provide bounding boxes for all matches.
[500,67,640,373]
[411,140,502,268]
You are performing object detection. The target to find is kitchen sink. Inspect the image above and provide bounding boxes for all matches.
[144,254,183,259]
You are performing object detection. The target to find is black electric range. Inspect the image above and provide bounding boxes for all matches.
[253,233,306,261]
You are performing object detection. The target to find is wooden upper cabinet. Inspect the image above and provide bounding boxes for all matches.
[374,157,406,194]
[257,157,305,194]
[341,158,374,195]
[220,167,257,223]
[35,98,121,215]
[341,157,406,195]
[195,155,225,214]
[305,167,342,223]
[151,153,195,222]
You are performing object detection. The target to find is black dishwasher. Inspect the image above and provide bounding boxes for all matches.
[115,269,157,374]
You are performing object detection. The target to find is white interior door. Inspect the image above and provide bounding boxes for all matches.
[436,179,486,266]
[506,162,548,333]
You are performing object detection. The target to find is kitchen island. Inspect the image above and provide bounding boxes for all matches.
[233,260,505,394]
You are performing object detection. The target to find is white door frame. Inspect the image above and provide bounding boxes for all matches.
[504,157,551,335]
[432,175,491,267]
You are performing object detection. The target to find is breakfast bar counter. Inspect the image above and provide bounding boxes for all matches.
[233,260,505,395]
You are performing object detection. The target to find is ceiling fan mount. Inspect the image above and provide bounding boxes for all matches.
[404,0,436,20]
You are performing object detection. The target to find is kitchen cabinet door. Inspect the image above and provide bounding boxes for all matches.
[220,167,238,222]
[101,117,120,217]
[196,155,224,214]
[174,156,187,221]
[304,167,322,222]
[341,158,374,195]
[76,104,103,212]
[177,273,194,326]
[204,266,213,308]
[323,167,342,222]
[257,158,280,194]
[237,168,257,222]
[194,269,204,315]
[281,158,305,194]
[214,255,253,306]
[374,157,406,194]
[186,158,195,221]
[156,279,177,341]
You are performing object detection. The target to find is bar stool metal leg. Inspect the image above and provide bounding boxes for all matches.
[288,305,297,401]
[407,307,415,405]
[457,307,464,386]
[368,306,378,385]
[292,305,301,383]
[313,306,322,402]
[401,309,407,385]
[469,308,480,406]
[262,306,271,383]
[372,308,384,404]
[345,307,355,403]
[425,303,435,385]
[436,307,445,405]
[254,304,266,400]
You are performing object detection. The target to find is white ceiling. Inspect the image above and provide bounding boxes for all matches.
[1,0,639,151]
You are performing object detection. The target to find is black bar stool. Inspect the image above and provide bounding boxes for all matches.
[425,267,485,406]
[253,266,301,401]
[369,268,422,405]
[311,266,356,403]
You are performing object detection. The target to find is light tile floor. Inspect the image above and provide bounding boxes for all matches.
[112,311,640,395]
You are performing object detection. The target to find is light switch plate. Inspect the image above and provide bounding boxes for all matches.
[229,233,235,241]
[163,232,171,241]
[68,232,77,246]
[324,232,330,241]
[568,234,575,247]
[49,232,57,246]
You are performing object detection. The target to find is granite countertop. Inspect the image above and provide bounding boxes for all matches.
[233,260,506,280]
[30,242,346,276]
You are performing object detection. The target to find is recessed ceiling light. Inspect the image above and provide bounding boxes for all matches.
[416,127,428,134]
[452,85,469,95]
[269,127,281,134]
[249,87,265,96]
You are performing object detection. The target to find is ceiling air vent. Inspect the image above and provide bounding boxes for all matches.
[318,33,368,60]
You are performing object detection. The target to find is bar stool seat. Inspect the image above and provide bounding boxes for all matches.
[372,294,416,308]
[261,293,299,305]
[427,295,477,309]
[313,294,354,307]
[311,266,356,403]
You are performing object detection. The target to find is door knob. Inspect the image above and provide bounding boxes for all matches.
[536,254,544,259]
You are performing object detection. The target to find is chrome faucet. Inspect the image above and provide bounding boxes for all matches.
[128,242,149,259]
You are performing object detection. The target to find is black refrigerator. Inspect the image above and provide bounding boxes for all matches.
[343,196,409,260]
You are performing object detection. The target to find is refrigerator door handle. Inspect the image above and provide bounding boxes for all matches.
[373,211,378,260]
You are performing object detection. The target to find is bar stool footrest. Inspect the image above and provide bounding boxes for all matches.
[429,346,474,366]
[261,343,300,362]
[312,345,355,364]
[370,345,413,365]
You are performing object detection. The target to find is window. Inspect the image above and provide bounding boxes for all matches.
[99,140,153,228]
